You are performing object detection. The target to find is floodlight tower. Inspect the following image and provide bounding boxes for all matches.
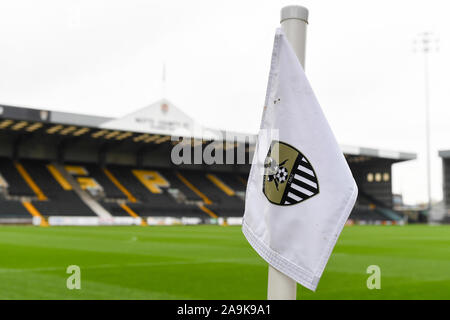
[413,32,439,213]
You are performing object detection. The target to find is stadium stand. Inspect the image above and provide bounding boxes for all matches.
[82,164,124,199]
[21,160,96,216]
[0,158,35,197]
[439,150,450,222]
[0,101,417,225]
[349,205,387,221]
[214,172,247,193]
[353,190,403,221]
[98,165,205,218]
[177,170,245,216]
[439,151,449,207]
[0,198,30,218]
[101,202,133,217]
[159,168,208,201]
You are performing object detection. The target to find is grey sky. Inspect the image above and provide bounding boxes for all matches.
[0,0,448,205]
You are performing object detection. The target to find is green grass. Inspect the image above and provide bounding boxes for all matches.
[0,224,449,299]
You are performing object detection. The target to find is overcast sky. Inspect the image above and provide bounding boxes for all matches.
[0,0,448,205]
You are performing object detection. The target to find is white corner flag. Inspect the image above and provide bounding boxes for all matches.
[242,28,358,291]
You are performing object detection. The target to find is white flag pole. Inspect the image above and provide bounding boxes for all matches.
[267,4,309,301]
[280,5,308,68]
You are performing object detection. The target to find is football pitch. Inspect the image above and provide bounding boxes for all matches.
[0,224,449,300]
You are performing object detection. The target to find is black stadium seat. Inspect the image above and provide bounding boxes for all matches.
[105,165,204,217]
[349,205,389,221]
[21,160,96,217]
[215,172,247,193]
[178,170,245,217]
[158,168,203,201]
[0,198,30,218]
[0,158,35,197]
[83,164,125,199]
[101,202,130,217]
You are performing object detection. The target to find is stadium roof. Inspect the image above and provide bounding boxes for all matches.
[439,150,450,158]
[341,145,416,162]
[0,100,416,162]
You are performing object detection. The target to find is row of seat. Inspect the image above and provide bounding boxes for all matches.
[0,158,35,197]
[23,160,96,216]
[0,157,396,221]
[349,206,388,221]
[0,198,30,218]
[0,158,247,219]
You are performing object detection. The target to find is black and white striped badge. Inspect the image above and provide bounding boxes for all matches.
[282,156,319,205]
[263,141,319,206]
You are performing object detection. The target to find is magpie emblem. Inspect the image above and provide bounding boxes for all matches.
[263,141,319,206]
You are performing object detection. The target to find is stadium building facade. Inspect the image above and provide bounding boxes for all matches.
[0,100,416,226]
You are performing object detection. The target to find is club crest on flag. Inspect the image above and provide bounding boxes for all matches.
[263,141,319,206]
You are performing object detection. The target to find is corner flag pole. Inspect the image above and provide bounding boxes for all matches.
[267,4,309,300]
